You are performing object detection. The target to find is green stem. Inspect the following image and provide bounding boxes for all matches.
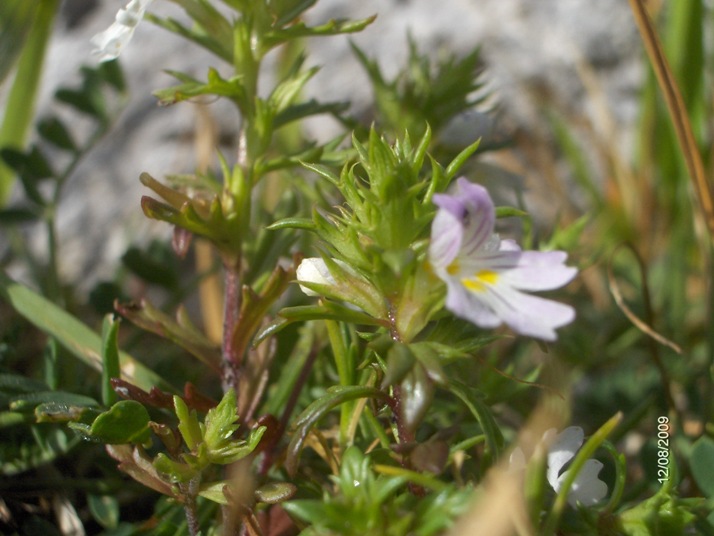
[0,0,60,205]
[363,404,391,449]
[325,319,354,446]
[45,207,60,301]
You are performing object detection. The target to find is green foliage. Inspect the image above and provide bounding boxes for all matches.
[294,128,480,341]
[0,272,172,392]
[69,400,151,444]
[1,0,713,533]
[152,389,266,495]
[0,1,37,85]
[691,437,714,498]
[0,0,60,205]
[353,36,487,140]
[284,446,472,535]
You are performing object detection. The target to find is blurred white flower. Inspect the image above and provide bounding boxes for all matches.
[510,426,608,508]
[546,426,608,507]
[91,0,154,62]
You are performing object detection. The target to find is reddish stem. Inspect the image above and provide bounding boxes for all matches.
[222,267,242,392]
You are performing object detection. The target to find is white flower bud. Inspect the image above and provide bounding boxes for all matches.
[295,258,340,296]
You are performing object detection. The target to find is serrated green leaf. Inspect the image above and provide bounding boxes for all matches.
[170,0,233,52]
[209,425,266,464]
[264,15,376,49]
[269,67,319,116]
[268,0,317,27]
[153,452,197,483]
[146,14,232,64]
[301,161,341,185]
[153,68,246,107]
[174,395,202,451]
[274,99,349,129]
[204,389,240,452]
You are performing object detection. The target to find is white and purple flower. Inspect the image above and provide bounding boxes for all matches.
[429,178,577,341]
[91,0,154,62]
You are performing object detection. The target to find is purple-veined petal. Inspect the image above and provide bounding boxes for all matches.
[500,251,578,291]
[462,281,575,341]
[429,207,463,269]
[458,248,521,274]
[453,178,495,256]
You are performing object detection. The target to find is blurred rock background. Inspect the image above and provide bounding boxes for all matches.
[4,0,643,291]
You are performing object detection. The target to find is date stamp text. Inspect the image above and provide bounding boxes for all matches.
[656,416,670,483]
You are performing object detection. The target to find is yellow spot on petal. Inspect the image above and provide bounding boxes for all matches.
[461,270,499,293]
[447,261,460,275]
[476,270,499,284]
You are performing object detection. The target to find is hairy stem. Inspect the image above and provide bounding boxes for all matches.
[183,477,202,536]
[222,266,242,392]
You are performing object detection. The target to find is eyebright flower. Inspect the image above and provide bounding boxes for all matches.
[91,0,154,62]
[509,426,608,508]
[545,427,608,507]
[428,177,577,341]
